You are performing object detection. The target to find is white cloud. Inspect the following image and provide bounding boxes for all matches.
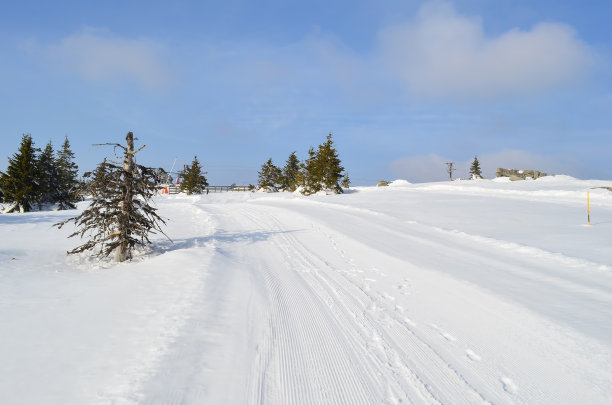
[43,29,173,91]
[389,149,582,182]
[379,1,595,98]
[389,153,452,182]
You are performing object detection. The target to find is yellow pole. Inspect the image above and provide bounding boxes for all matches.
[587,191,591,225]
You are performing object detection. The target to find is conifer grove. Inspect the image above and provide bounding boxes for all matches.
[0,134,80,213]
[257,133,349,195]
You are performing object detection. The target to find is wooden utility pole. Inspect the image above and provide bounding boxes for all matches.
[445,162,456,181]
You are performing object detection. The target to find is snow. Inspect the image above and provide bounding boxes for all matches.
[1,177,612,404]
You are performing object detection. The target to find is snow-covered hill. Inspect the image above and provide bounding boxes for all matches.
[1,176,611,404]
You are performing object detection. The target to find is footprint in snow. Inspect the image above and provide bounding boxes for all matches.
[500,377,518,394]
[430,324,456,342]
[382,292,396,301]
[465,349,482,361]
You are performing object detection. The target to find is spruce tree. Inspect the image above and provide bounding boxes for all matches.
[315,132,344,194]
[179,156,209,194]
[56,136,80,209]
[55,132,169,262]
[36,141,59,207]
[257,158,282,191]
[300,146,321,195]
[0,134,39,213]
[281,151,300,192]
[469,156,483,179]
[341,172,351,189]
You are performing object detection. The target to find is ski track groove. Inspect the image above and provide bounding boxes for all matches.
[238,207,375,405]
[246,200,588,405]
[143,198,607,404]
[268,201,598,405]
[280,220,491,405]
[236,205,494,404]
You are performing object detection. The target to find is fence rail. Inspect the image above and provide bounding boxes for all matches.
[160,184,250,194]
[207,185,250,193]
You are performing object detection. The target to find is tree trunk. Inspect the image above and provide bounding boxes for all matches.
[115,132,135,263]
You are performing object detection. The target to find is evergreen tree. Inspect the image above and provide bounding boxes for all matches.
[36,141,59,207]
[257,158,282,191]
[55,132,169,262]
[469,156,483,179]
[281,151,300,192]
[55,136,80,209]
[300,146,321,195]
[341,172,351,189]
[0,134,39,213]
[314,132,344,194]
[179,156,209,194]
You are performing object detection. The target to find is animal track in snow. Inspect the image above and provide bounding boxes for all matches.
[465,349,481,361]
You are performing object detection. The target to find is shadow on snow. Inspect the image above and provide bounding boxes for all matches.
[155,229,302,253]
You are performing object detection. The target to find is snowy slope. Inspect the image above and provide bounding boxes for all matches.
[1,177,611,404]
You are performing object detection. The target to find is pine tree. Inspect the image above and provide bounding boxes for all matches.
[55,132,169,262]
[258,158,282,191]
[469,156,483,179]
[341,172,351,189]
[36,141,59,207]
[179,156,209,194]
[281,151,300,192]
[314,132,344,194]
[0,134,39,213]
[300,146,321,195]
[55,136,80,209]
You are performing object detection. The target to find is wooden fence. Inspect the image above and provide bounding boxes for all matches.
[207,185,250,193]
[161,185,250,194]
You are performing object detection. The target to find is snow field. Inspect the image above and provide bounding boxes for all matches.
[1,177,611,404]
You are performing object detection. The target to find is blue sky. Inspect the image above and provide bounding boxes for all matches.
[1,0,611,184]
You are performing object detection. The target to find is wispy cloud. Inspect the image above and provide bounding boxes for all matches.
[34,28,173,91]
[389,150,589,182]
[379,1,596,99]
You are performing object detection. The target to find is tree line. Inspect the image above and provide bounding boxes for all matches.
[1,131,350,262]
[258,133,350,195]
[0,134,80,213]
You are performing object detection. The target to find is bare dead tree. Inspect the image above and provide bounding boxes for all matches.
[55,132,169,262]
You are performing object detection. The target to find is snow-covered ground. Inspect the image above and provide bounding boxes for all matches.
[1,176,612,404]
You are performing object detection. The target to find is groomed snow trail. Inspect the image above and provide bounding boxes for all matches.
[138,191,612,405]
[3,180,612,404]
